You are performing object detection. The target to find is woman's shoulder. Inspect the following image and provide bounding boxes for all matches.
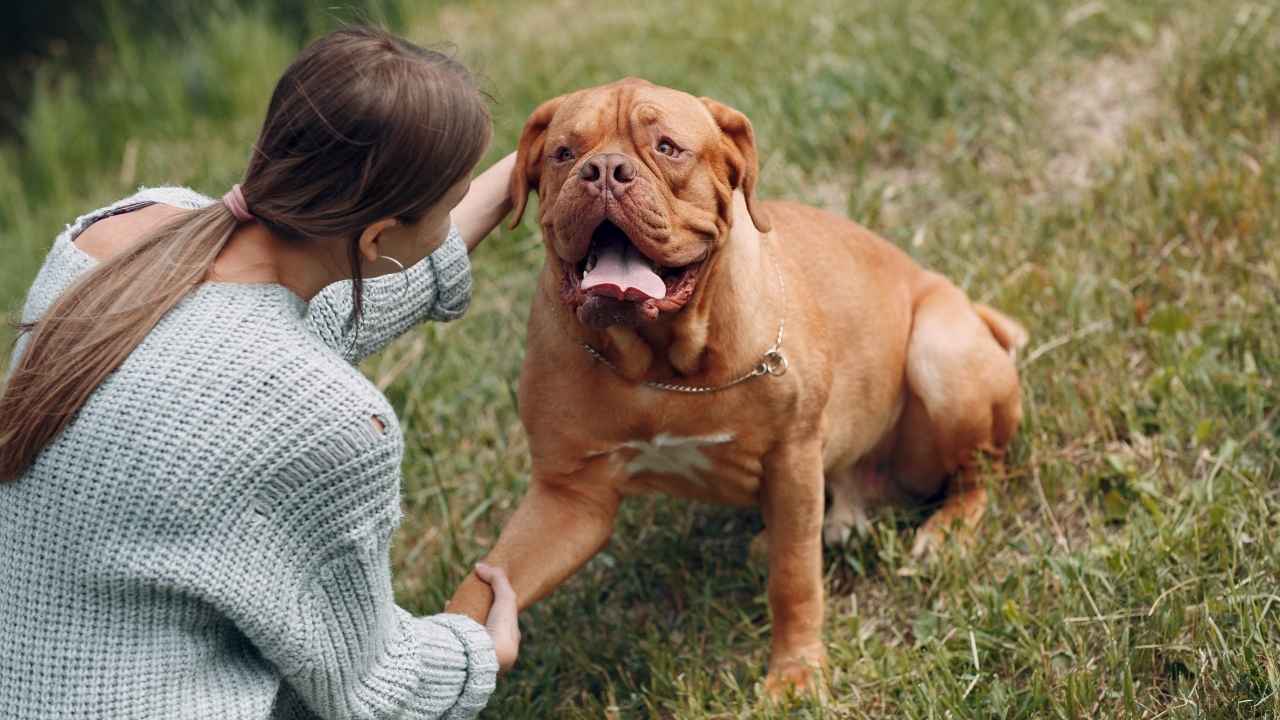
[20,186,217,325]
[63,185,214,240]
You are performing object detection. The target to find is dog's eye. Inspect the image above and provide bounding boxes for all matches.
[553,146,576,163]
[656,139,680,157]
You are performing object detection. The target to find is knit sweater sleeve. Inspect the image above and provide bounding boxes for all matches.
[261,423,496,720]
[283,516,498,720]
[305,225,472,363]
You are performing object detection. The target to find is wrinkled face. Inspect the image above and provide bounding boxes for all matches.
[509,79,769,330]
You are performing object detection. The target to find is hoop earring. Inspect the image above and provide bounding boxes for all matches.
[377,255,410,299]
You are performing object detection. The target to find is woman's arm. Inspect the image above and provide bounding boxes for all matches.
[305,154,515,363]
[306,228,472,363]
[451,151,516,253]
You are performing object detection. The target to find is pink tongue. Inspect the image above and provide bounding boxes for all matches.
[581,236,667,301]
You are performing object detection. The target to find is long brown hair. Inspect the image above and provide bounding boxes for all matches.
[0,26,491,481]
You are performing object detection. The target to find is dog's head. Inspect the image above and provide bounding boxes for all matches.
[509,78,770,330]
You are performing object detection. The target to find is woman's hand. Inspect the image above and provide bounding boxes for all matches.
[452,152,518,254]
[473,562,520,672]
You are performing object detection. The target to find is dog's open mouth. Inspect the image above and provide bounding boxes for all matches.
[562,220,702,329]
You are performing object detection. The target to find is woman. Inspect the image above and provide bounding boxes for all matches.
[0,26,518,720]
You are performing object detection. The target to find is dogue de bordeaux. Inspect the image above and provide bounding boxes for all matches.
[447,78,1028,694]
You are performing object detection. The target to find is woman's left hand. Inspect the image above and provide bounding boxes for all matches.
[473,562,521,672]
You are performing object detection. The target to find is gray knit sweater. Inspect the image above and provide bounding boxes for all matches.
[0,188,497,720]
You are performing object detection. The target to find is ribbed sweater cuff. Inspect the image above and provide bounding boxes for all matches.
[421,226,472,322]
[419,613,498,720]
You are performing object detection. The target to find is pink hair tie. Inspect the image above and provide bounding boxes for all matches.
[222,184,254,223]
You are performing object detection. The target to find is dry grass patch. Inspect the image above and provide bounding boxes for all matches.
[1040,30,1178,196]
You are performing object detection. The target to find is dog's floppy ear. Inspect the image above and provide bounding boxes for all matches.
[508,94,567,230]
[699,97,771,233]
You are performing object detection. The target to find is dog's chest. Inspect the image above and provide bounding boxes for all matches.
[613,431,762,503]
[620,432,733,481]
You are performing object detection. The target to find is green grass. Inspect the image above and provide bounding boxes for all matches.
[3,1,1278,717]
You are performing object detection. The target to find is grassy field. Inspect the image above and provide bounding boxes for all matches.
[3,0,1278,717]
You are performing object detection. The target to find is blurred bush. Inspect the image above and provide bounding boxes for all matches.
[2,0,404,136]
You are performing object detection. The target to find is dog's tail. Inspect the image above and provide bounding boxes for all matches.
[973,303,1029,360]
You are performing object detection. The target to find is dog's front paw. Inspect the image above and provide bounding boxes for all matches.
[762,647,828,700]
[822,506,869,547]
[822,516,853,548]
[748,529,770,567]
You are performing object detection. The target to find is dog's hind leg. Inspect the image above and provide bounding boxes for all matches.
[898,281,1023,558]
[911,468,988,557]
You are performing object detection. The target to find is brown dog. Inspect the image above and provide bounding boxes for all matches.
[447,78,1027,694]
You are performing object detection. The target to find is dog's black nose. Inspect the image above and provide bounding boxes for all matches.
[579,153,635,190]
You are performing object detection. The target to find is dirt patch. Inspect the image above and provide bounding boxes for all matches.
[1041,30,1176,194]
[866,166,946,231]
